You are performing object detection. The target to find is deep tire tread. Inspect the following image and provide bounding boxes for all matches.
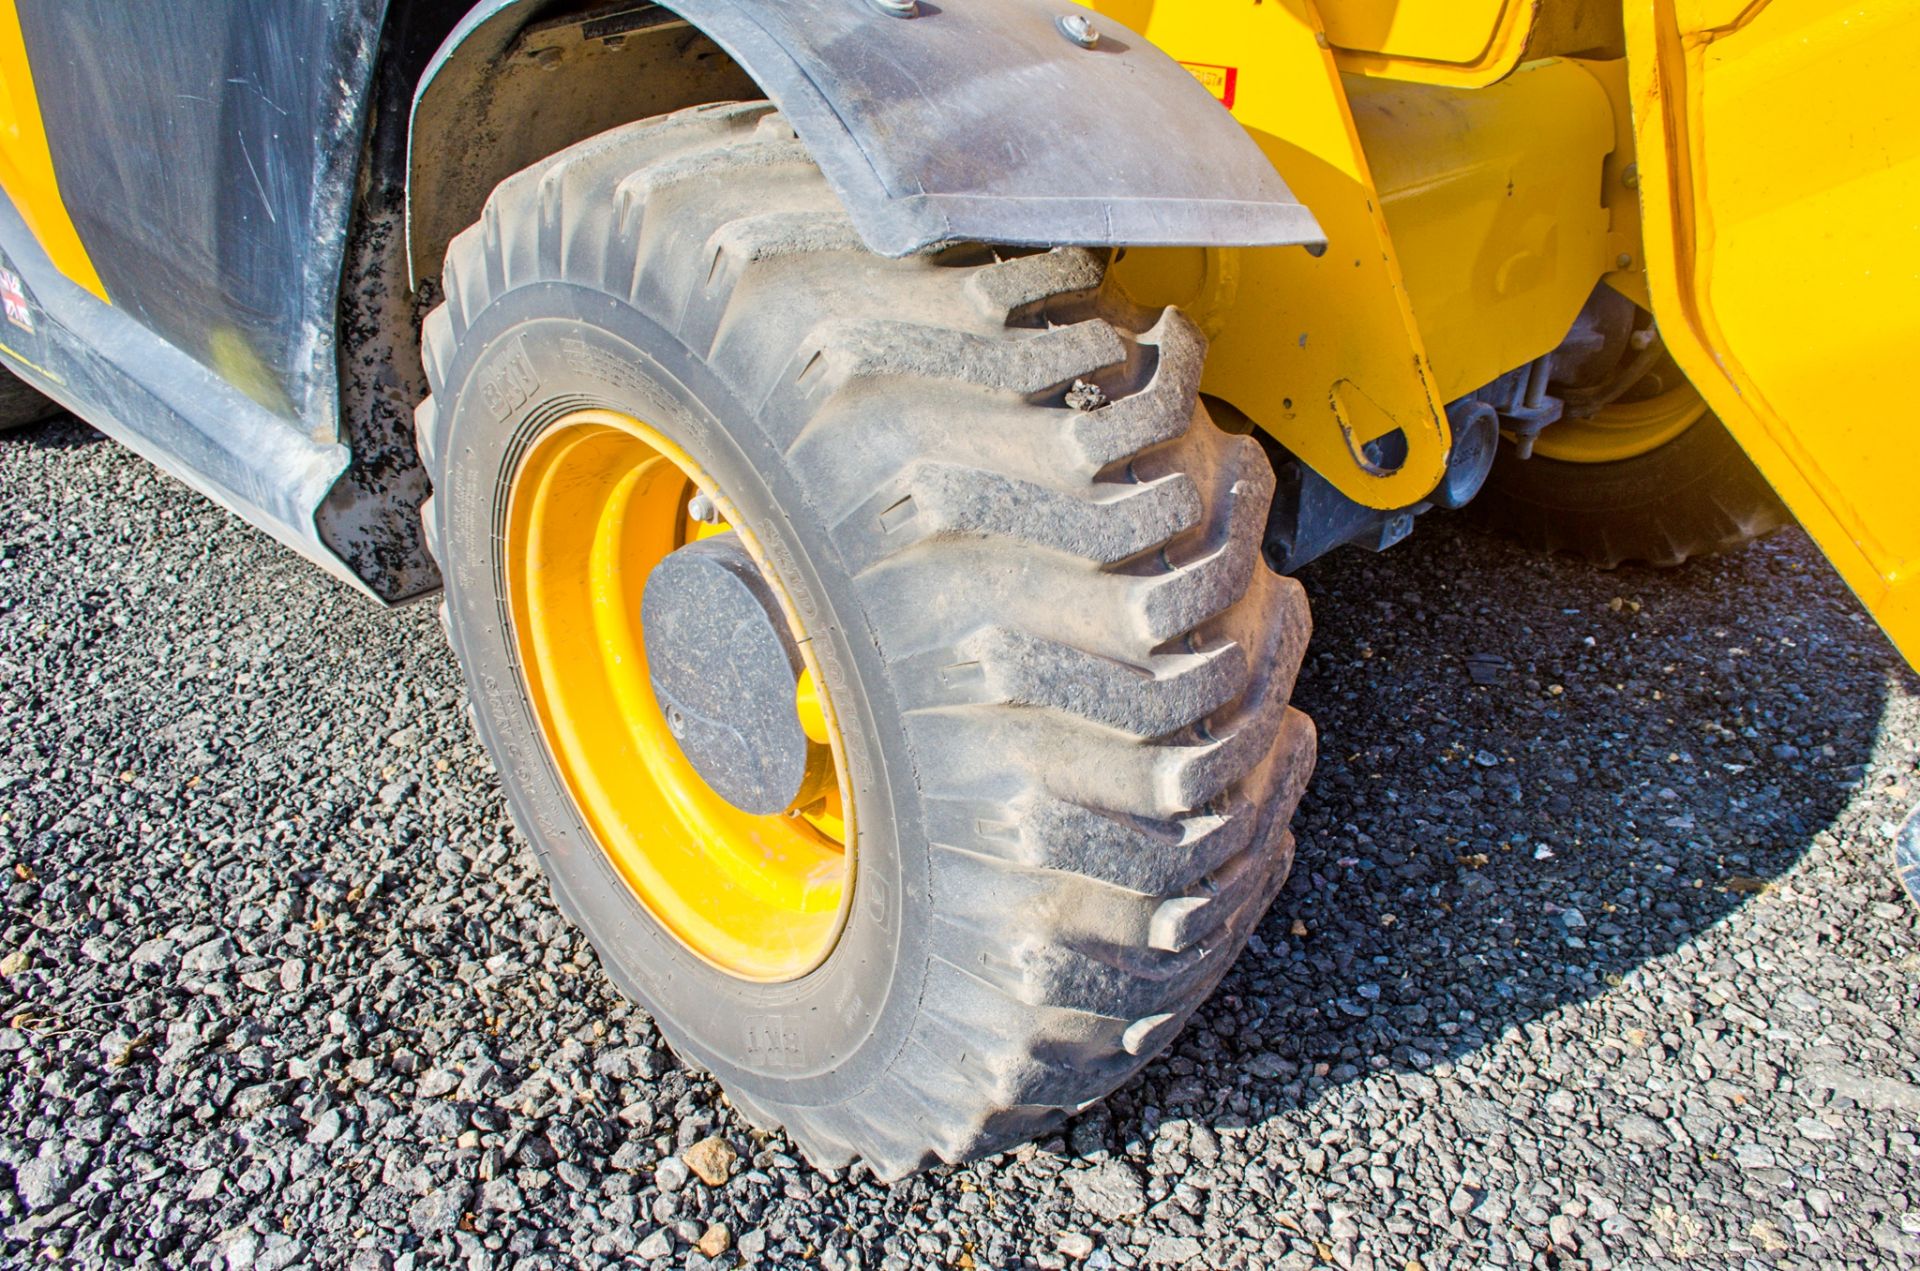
[414,103,1314,1180]
[1470,411,1790,567]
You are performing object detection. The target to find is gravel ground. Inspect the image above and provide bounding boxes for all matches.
[2,412,1918,1271]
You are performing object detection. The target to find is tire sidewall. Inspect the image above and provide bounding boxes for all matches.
[435,281,927,1107]
[1470,409,1788,565]
[1488,412,1759,516]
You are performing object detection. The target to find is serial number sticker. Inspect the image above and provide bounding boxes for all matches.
[1180,61,1240,112]
[0,267,34,334]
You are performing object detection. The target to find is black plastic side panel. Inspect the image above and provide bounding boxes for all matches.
[16,0,383,430]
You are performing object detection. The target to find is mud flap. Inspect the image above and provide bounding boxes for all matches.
[411,0,1324,267]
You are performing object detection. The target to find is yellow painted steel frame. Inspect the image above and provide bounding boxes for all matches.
[1624,0,1920,666]
[1344,61,1616,405]
[1102,3,1621,511]
[1322,0,1541,88]
[0,0,105,301]
[1098,0,1451,510]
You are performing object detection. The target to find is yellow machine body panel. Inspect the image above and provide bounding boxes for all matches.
[1321,0,1538,87]
[1108,0,1916,664]
[1322,0,1518,66]
[1316,0,1626,89]
[1625,0,1920,661]
[1347,62,1616,404]
[1100,0,1454,510]
[1104,1,1619,510]
[0,0,104,301]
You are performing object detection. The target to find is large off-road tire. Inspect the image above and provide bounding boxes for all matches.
[414,103,1316,1177]
[0,368,60,431]
[1471,409,1790,568]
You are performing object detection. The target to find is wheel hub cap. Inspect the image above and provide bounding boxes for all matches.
[642,533,816,816]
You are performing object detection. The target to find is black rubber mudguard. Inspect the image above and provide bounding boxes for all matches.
[414,0,1325,260]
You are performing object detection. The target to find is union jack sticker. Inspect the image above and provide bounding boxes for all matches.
[0,267,32,334]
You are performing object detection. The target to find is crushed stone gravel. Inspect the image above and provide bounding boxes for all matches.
[3,414,1918,1269]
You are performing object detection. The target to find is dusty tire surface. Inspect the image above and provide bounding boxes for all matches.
[415,103,1316,1177]
[1469,412,1791,567]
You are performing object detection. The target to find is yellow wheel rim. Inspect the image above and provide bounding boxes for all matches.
[1530,380,1710,464]
[505,409,852,982]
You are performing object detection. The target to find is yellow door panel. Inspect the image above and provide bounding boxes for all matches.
[1626,0,1920,664]
[0,0,105,301]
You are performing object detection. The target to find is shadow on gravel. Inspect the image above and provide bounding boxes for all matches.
[14,408,1920,1269]
[0,415,102,452]
[1083,513,1912,1147]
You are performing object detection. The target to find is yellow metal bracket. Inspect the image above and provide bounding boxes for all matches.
[1101,0,1450,510]
[1346,60,1615,405]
